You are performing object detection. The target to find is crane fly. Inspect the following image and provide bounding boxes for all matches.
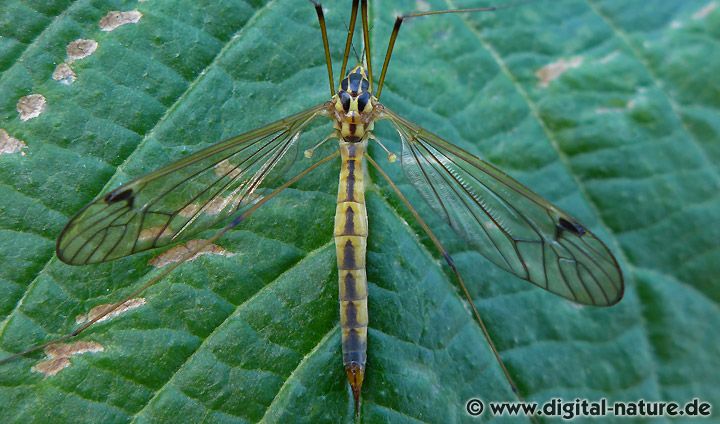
[2,0,624,414]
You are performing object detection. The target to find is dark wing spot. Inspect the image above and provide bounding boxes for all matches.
[361,78,369,93]
[104,188,134,207]
[557,217,586,236]
[341,78,349,91]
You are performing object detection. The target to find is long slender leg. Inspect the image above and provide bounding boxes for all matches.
[360,0,373,89]
[340,0,360,81]
[0,150,340,366]
[310,1,335,96]
[376,4,526,99]
[366,153,534,408]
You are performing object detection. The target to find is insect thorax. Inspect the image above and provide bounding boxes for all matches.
[331,65,376,142]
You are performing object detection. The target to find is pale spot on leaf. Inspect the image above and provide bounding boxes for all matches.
[149,239,235,268]
[535,57,583,88]
[52,63,77,84]
[0,129,26,155]
[415,0,431,12]
[66,39,98,61]
[99,10,143,31]
[594,107,624,115]
[32,341,104,377]
[599,51,619,64]
[693,2,717,19]
[75,298,147,325]
[16,94,46,121]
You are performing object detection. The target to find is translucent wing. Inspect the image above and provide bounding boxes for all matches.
[57,104,328,265]
[382,107,623,306]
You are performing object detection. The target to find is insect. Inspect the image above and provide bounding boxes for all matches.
[2,0,623,415]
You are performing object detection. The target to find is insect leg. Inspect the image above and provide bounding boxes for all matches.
[366,153,533,406]
[340,0,359,80]
[360,0,373,88]
[310,1,335,96]
[0,150,340,366]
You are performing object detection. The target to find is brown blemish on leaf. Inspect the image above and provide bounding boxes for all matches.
[139,225,175,242]
[693,2,717,19]
[66,39,98,61]
[43,341,104,359]
[99,10,143,31]
[178,189,261,218]
[33,357,71,377]
[0,129,27,155]
[535,56,583,88]
[16,94,46,121]
[149,239,235,268]
[179,202,206,218]
[52,63,77,84]
[59,39,97,84]
[31,341,104,377]
[214,159,242,179]
[179,196,238,218]
[75,298,147,325]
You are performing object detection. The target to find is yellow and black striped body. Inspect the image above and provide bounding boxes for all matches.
[334,140,369,402]
[328,65,377,405]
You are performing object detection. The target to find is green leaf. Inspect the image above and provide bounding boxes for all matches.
[1,0,719,422]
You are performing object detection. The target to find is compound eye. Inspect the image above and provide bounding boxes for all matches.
[357,91,370,112]
[339,91,352,112]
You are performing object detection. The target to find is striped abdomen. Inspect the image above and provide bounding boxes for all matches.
[334,140,368,405]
